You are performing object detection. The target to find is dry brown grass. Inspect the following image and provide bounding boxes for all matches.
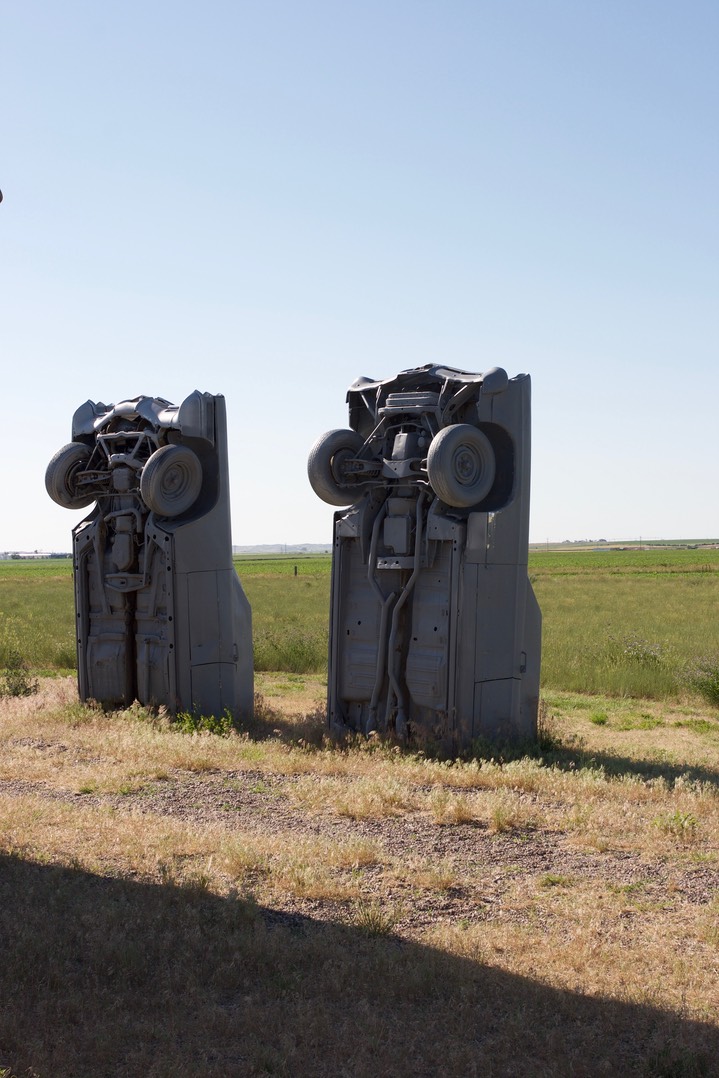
[1,677,718,1076]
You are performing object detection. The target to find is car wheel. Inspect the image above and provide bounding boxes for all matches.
[45,442,95,509]
[426,424,495,508]
[307,429,365,506]
[140,444,203,517]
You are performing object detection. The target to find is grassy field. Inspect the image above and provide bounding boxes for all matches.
[531,548,719,699]
[3,548,719,701]
[1,550,719,1074]
[235,555,331,673]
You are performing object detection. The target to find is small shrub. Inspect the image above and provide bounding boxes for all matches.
[606,632,664,668]
[0,648,39,698]
[173,709,234,737]
[590,711,608,726]
[489,795,523,834]
[686,658,719,707]
[654,810,698,844]
[352,898,398,937]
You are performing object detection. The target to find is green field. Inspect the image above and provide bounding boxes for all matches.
[2,548,719,703]
[531,548,719,699]
[237,556,331,672]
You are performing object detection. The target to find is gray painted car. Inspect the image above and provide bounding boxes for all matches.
[46,391,253,721]
[308,364,540,751]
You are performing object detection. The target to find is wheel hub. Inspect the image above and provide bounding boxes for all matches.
[455,447,480,484]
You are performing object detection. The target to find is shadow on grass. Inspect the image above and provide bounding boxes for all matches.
[0,853,717,1077]
[535,739,719,789]
[235,693,327,747]
[242,696,719,790]
[466,732,719,788]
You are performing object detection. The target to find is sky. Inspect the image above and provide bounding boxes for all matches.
[1,0,717,551]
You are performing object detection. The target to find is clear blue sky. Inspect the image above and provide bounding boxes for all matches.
[2,1,717,550]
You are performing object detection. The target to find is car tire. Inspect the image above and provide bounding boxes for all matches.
[307,429,365,506]
[426,424,496,508]
[45,442,95,509]
[140,444,203,517]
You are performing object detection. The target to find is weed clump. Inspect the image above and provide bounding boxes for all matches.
[351,898,399,937]
[0,619,39,697]
[606,632,664,668]
[0,648,38,698]
[686,657,719,708]
[172,710,234,737]
[653,810,699,844]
